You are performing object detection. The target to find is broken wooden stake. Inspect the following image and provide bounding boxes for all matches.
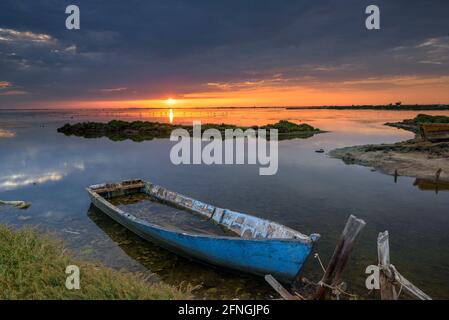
[314,215,366,300]
[377,231,397,300]
[377,231,432,300]
[265,275,300,300]
[435,168,442,182]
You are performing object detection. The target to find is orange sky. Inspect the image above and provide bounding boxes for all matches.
[43,76,449,109]
[3,74,448,109]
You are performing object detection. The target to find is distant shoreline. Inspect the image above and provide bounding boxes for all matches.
[287,105,449,111]
[1,104,449,111]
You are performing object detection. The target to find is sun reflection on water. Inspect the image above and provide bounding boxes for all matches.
[169,108,174,124]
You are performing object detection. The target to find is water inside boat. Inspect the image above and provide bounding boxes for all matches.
[109,193,237,237]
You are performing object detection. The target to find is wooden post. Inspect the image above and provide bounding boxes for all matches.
[435,168,442,182]
[394,169,398,183]
[377,231,398,300]
[419,125,427,141]
[264,275,300,300]
[314,215,366,300]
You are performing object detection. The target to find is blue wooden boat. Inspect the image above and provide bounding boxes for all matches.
[87,179,320,283]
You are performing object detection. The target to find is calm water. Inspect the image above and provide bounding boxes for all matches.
[1,108,449,299]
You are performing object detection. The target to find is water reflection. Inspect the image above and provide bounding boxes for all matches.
[0,162,85,191]
[169,109,174,124]
[0,172,63,190]
[1,108,449,298]
[414,178,449,193]
[87,205,272,299]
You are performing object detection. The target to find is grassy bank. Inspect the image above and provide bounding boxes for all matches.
[0,225,192,299]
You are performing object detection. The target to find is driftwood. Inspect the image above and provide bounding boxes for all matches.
[0,200,31,209]
[377,231,431,300]
[264,275,301,300]
[314,215,366,300]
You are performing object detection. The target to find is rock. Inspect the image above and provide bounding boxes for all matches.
[0,200,31,209]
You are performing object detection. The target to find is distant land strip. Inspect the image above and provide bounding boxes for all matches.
[287,104,449,110]
[2,104,449,111]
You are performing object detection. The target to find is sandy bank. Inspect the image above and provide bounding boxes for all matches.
[330,139,449,182]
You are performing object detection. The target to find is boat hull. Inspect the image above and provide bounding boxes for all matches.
[420,123,449,142]
[88,191,314,283]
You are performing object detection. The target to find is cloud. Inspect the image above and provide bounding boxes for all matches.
[0,81,11,89]
[0,0,449,107]
[0,28,54,43]
[390,36,449,66]
[0,81,28,96]
[416,38,449,49]
[0,90,28,96]
[0,161,86,191]
[0,172,64,190]
[205,74,317,91]
[341,75,449,87]
[204,74,449,95]
[99,87,128,93]
[0,129,15,138]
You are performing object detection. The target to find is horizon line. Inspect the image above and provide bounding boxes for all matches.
[1,103,449,111]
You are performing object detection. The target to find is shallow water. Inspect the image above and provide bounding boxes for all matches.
[1,108,449,299]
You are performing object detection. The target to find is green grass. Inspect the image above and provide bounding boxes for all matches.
[260,120,318,133]
[57,120,321,142]
[0,225,192,299]
[413,114,449,124]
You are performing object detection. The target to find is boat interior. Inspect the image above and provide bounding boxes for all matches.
[88,180,317,242]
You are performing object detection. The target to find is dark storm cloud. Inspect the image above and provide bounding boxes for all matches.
[0,0,448,106]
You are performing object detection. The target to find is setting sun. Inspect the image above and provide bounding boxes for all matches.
[166,98,176,106]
